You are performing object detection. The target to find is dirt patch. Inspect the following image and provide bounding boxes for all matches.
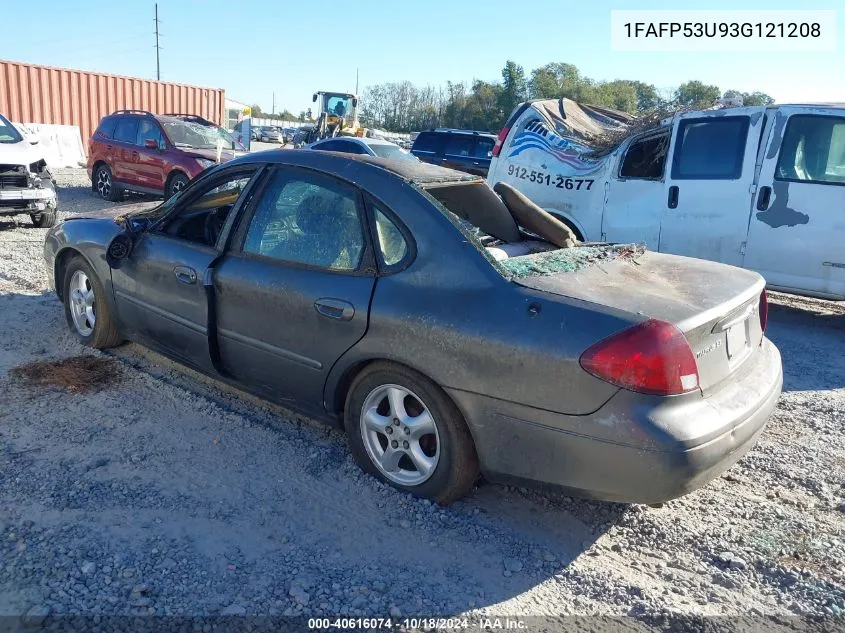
[10,355,122,393]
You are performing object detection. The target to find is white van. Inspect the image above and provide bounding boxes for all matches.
[487,99,845,301]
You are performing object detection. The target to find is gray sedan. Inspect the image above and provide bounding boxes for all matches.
[44,151,782,504]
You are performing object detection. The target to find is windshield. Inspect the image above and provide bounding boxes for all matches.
[161,120,244,151]
[0,114,24,144]
[370,144,417,161]
[325,95,355,122]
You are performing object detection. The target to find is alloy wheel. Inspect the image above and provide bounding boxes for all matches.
[96,169,111,199]
[69,270,96,336]
[360,384,440,486]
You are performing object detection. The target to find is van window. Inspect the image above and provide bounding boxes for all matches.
[620,133,668,179]
[775,115,845,185]
[413,132,440,153]
[671,116,749,180]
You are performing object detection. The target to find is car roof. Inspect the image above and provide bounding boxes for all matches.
[228,149,479,185]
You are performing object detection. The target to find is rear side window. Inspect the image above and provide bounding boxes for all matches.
[412,132,441,153]
[113,117,139,144]
[620,133,669,179]
[373,204,408,267]
[671,116,749,180]
[444,135,474,157]
[96,117,118,139]
[776,115,845,185]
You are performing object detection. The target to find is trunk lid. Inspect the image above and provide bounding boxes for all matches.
[507,248,766,394]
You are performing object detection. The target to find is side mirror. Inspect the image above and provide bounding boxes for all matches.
[312,93,318,103]
[106,232,134,268]
[144,138,158,149]
[352,98,358,108]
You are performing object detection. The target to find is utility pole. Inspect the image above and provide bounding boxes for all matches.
[154,4,162,80]
[355,68,359,95]
[272,92,275,116]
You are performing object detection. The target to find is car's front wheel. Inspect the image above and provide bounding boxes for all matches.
[31,208,57,228]
[345,362,479,504]
[62,256,121,349]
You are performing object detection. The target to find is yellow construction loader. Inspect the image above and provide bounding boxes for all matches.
[304,91,367,144]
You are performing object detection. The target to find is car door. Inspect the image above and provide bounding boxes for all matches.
[601,129,670,248]
[110,116,141,187]
[744,108,845,299]
[213,166,377,413]
[658,108,765,266]
[134,118,167,191]
[111,166,262,372]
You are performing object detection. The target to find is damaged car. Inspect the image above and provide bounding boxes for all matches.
[0,113,57,227]
[488,98,845,301]
[44,151,782,505]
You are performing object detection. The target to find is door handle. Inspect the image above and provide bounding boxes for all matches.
[668,185,679,209]
[756,186,772,211]
[174,266,197,284]
[106,145,113,150]
[314,298,354,321]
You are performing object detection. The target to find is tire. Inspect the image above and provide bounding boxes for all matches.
[94,164,122,202]
[31,208,57,228]
[62,255,121,349]
[166,172,190,199]
[345,362,479,504]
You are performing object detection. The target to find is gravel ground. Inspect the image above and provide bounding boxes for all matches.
[0,170,843,623]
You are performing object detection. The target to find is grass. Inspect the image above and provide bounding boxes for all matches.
[10,355,122,393]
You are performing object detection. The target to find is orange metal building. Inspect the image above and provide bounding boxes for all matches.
[0,59,225,145]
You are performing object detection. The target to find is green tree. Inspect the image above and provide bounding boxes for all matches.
[674,81,721,109]
[250,104,263,116]
[498,61,527,119]
[528,62,595,102]
[723,89,774,106]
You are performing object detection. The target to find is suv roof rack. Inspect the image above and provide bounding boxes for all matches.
[164,113,215,126]
[111,109,155,117]
[430,127,493,135]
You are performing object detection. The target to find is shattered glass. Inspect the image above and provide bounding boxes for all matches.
[501,243,646,278]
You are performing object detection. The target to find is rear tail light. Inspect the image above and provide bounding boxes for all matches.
[759,289,768,333]
[579,319,700,396]
[492,127,509,158]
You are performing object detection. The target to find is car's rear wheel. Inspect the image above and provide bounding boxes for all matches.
[166,172,189,199]
[62,256,121,349]
[345,362,479,504]
[94,165,122,202]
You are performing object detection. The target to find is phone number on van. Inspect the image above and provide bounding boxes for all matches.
[506,165,594,190]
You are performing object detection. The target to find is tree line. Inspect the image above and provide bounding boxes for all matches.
[358,61,774,134]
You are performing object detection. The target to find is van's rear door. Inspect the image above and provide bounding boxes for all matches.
[658,107,766,267]
[743,106,845,299]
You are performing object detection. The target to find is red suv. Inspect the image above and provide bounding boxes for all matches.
[87,110,246,201]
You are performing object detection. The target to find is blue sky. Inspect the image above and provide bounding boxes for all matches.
[1,0,842,114]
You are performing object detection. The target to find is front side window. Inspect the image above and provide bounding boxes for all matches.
[776,115,845,185]
[671,116,749,180]
[136,119,164,148]
[444,135,474,157]
[113,117,139,144]
[473,138,495,159]
[243,170,364,271]
[155,171,257,246]
[620,133,669,179]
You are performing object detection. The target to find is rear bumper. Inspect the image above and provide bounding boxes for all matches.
[448,338,782,504]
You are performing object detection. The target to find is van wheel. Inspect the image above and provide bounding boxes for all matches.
[345,362,479,504]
